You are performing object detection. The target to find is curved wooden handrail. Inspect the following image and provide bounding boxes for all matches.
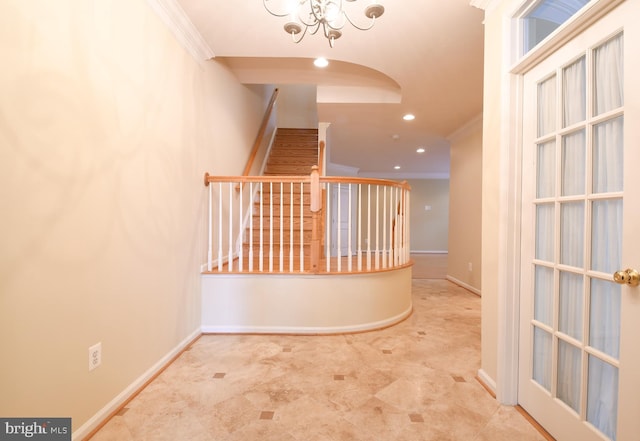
[318,140,326,176]
[241,88,280,177]
[205,174,411,190]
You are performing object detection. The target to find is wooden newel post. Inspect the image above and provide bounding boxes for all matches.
[310,166,321,273]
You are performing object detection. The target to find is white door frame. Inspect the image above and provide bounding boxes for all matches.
[488,0,627,405]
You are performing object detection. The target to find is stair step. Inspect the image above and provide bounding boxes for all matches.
[248,229,313,243]
[265,165,316,175]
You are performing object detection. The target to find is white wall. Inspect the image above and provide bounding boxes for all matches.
[276,84,319,128]
[0,0,272,432]
[448,118,482,291]
[407,179,450,252]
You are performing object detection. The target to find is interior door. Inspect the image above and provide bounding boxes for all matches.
[518,2,640,440]
[330,183,356,256]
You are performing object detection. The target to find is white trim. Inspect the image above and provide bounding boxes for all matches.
[72,328,201,440]
[477,368,498,395]
[146,0,214,63]
[326,161,360,176]
[410,250,448,254]
[201,305,412,335]
[200,252,239,273]
[358,171,450,180]
[470,0,501,12]
[510,0,624,74]
[446,275,481,296]
[446,113,483,142]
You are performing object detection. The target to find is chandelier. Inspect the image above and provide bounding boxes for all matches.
[263,0,385,48]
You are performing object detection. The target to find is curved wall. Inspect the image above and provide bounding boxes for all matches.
[201,267,412,334]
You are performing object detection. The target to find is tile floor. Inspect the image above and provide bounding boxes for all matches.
[90,278,546,441]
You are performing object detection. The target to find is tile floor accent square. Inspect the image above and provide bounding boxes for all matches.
[260,411,275,420]
[382,349,392,354]
[452,375,466,382]
[212,373,226,379]
[409,414,424,423]
[418,331,426,335]
[116,407,129,417]
[334,374,345,381]
[282,347,292,352]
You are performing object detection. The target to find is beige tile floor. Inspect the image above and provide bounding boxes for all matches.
[90,259,546,441]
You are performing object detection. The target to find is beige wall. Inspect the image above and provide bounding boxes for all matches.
[407,179,449,252]
[276,84,319,129]
[448,120,482,291]
[0,0,272,431]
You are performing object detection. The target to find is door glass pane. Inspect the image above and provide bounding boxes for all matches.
[557,340,582,413]
[590,278,621,359]
[591,199,622,274]
[593,116,624,193]
[560,202,584,267]
[537,141,556,198]
[536,204,555,261]
[563,56,586,127]
[562,129,585,196]
[538,75,557,136]
[559,271,583,339]
[533,327,552,391]
[587,355,618,440]
[534,265,554,326]
[594,34,624,116]
[522,0,590,54]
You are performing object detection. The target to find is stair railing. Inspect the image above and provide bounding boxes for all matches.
[203,170,411,274]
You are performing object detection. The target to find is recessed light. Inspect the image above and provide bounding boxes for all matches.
[394,165,401,170]
[314,57,329,68]
[403,114,415,121]
[416,147,425,153]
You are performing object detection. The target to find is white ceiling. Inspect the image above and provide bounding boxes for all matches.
[177,0,485,178]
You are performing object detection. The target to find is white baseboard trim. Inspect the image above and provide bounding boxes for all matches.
[201,305,413,335]
[200,252,238,273]
[410,250,448,254]
[477,368,497,396]
[446,275,481,296]
[72,328,201,440]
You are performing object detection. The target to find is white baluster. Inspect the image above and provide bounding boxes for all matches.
[279,182,284,272]
[249,182,254,272]
[228,183,233,272]
[238,182,243,272]
[326,183,331,272]
[375,185,380,270]
[218,182,223,272]
[289,183,294,272]
[367,184,371,271]
[337,183,341,273]
[300,182,304,271]
[357,184,362,272]
[382,186,387,269]
[259,182,264,272]
[269,182,273,273]
[348,183,352,272]
[207,181,212,271]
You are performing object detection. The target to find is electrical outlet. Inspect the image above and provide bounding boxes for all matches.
[89,342,102,371]
[468,262,473,271]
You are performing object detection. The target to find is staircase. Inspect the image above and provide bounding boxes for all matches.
[242,128,319,272]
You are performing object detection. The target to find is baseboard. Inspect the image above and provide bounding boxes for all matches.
[201,305,413,335]
[73,328,202,441]
[200,252,239,272]
[410,250,448,254]
[446,275,481,296]
[476,368,497,398]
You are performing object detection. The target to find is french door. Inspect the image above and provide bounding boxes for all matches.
[518,1,640,440]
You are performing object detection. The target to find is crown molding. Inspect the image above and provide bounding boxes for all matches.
[469,0,501,12]
[146,0,214,62]
[358,171,450,180]
[446,112,483,142]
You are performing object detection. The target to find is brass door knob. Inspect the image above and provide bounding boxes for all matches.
[613,268,640,286]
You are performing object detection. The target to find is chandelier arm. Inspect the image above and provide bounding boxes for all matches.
[263,0,293,18]
[340,12,377,31]
[291,24,309,44]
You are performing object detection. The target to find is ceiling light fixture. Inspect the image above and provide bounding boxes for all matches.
[416,147,425,153]
[263,0,385,48]
[394,165,401,170]
[403,114,415,121]
[314,57,329,67]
